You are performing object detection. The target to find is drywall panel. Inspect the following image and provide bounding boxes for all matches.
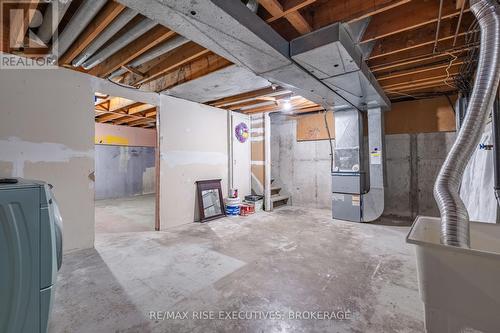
[385,96,456,134]
[0,65,94,252]
[297,112,335,141]
[159,95,228,228]
[295,96,457,141]
[95,123,156,147]
[95,146,155,200]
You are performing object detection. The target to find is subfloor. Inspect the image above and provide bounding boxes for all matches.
[50,202,424,333]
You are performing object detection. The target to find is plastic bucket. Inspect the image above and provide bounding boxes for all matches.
[406,216,500,333]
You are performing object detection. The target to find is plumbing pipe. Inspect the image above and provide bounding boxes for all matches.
[434,0,500,247]
[82,19,156,70]
[433,0,444,53]
[37,0,72,44]
[72,8,137,67]
[108,36,189,79]
[452,0,468,47]
[56,0,107,57]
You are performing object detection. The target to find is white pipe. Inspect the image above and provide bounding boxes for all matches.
[72,8,137,67]
[82,19,157,70]
[38,0,72,44]
[109,36,189,78]
[56,0,107,57]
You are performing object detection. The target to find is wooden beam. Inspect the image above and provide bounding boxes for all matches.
[284,11,312,34]
[96,102,144,122]
[382,70,460,90]
[132,42,210,86]
[127,117,156,127]
[301,0,410,31]
[259,0,283,17]
[384,76,458,91]
[260,0,312,34]
[370,12,474,59]
[377,60,465,82]
[266,0,318,23]
[370,43,475,73]
[59,1,125,65]
[209,87,280,107]
[137,52,232,92]
[88,25,175,78]
[127,104,156,115]
[362,0,469,42]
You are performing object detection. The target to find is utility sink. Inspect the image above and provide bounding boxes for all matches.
[407,216,500,333]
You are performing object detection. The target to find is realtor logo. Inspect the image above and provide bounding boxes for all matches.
[1,0,61,69]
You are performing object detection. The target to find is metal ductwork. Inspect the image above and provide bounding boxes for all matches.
[115,0,389,110]
[115,0,388,221]
[109,36,189,79]
[72,8,138,67]
[434,0,500,247]
[82,18,157,70]
[37,0,72,44]
[243,0,259,13]
[55,0,107,57]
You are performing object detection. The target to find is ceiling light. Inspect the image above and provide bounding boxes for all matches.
[283,101,292,111]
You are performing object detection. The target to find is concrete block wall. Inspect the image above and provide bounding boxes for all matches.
[271,114,456,219]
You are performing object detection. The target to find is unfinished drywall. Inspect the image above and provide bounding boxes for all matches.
[159,95,228,228]
[0,65,94,252]
[95,123,156,147]
[271,113,456,218]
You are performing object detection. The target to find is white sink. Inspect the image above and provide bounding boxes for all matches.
[407,216,500,333]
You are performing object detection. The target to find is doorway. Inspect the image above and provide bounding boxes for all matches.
[93,92,160,234]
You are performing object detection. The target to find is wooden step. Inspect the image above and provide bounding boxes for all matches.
[271,186,281,193]
[271,194,289,202]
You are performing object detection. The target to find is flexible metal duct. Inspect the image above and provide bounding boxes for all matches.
[245,0,259,13]
[434,0,500,247]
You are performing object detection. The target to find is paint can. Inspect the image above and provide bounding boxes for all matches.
[224,197,240,216]
[229,188,238,198]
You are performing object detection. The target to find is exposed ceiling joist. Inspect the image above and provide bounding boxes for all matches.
[138,52,232,93]
[259,0,312,34]
[131,42,209,86]
[88,25,175,77]
[362,0,469,42]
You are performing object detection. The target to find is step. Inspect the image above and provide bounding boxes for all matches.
[271,186,281,193]
[271,194,289,202]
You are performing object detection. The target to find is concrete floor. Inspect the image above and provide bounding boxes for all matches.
[50,199,424,333]
[95,194,155,233]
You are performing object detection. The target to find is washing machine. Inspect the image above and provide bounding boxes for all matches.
[0,178,63,333]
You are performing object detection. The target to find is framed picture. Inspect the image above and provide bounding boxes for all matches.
[196,179,226,222]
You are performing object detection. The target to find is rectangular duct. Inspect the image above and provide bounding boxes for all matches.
[290,23,390,111]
